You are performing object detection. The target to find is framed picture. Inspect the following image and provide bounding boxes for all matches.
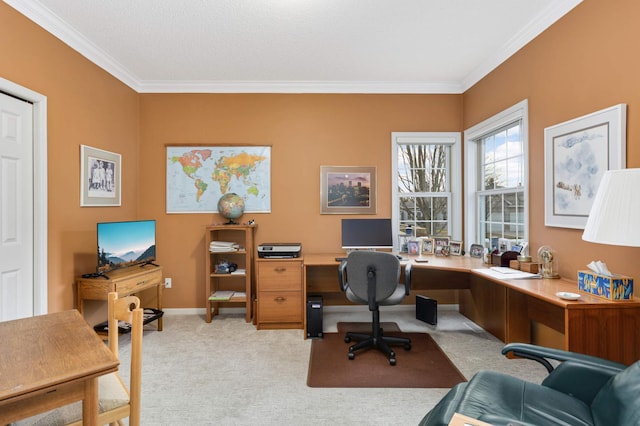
[433,236,450,248]
[469,244,484,258]
[407,240,420,255]
[166,145,271,213]
[80,145,121,207]
[544,104,626,229]
[320,166,376,214]
[449,240,463,256]
[420,237,434,254]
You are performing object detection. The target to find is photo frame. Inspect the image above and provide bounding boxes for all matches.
[544,104,626,229]
[320,166,376,214]
[407,240,420,255]
[449,240,463,256]
[420,237,434,254]
[469,244,484,258]
[433,236,450,248]
[80,145,121,207]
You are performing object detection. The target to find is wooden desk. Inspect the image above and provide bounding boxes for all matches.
[0,310,119,424]
[76,264,164,331]
[302,253,640,364]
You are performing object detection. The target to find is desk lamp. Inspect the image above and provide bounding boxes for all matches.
[582,168,640,247]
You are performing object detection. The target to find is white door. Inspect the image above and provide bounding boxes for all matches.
[0,92,34,321]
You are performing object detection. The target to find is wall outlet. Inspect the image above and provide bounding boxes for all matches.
[164,277,172,288]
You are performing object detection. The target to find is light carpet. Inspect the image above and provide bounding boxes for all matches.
[115,308,550,425]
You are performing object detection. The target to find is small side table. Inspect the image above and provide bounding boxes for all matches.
[76,264,164,331]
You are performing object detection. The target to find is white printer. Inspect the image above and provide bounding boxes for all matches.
[257,243,302,258]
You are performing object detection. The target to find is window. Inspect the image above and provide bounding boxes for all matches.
[391,132,461,251]
[464,100,529,251]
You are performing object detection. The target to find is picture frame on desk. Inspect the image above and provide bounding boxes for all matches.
[407,240,420,255]
[469,244,484,258]
[433,236,450,249]
[320,165,376,214]
[420,237,434,254]
[449,240,463,256]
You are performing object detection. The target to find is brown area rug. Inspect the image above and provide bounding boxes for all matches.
[307,322,466,388]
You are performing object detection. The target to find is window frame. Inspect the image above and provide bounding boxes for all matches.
[391,132,461,252]
[464,99,529,251]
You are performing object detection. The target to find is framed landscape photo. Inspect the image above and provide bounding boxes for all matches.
[544,104,626,229]
[320,166,376,214]
[80,145,121,207]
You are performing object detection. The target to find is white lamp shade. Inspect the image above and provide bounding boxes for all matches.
[582,168,640,247]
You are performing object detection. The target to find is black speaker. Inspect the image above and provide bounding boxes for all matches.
[416,295,437,325]
[306,296,323,338]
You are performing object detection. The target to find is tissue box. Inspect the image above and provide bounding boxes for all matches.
[578,270,634,301]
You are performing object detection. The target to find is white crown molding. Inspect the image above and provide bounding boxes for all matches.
[136,80,464,94]
[4,0,142,91]
[461,0,583,92]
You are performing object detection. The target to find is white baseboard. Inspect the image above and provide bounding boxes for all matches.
[161,304,459,316]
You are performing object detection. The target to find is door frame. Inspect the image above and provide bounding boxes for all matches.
[1,77,48,315]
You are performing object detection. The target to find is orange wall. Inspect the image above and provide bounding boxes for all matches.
[463,0,640,281]
[138,94,462,307]
[0,3,140,314]
[3,0,640,313]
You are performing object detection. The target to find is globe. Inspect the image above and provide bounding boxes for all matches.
[217,193,245,224]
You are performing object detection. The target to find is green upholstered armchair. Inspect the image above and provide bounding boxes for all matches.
[419,343,639,426]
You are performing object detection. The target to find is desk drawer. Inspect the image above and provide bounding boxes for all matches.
[115,268,163,294]
[257,261,302,291]
[258,291,302,322]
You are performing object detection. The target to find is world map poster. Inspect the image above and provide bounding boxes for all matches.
[166,146,271,213]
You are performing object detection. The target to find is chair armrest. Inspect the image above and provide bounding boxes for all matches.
[338,260,348,292]
[502,343,627,404]
[502,343,627,373]
[404,262,411,296]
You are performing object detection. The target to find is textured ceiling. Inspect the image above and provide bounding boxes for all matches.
[5,0,582,93]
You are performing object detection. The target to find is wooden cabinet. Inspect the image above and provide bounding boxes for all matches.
[205,224,256,323]
[76,264,164,330]
[256,258,303,329]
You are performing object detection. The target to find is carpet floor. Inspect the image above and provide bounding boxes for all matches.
[307,322,467,388]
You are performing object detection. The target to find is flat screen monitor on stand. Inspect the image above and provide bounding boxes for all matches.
[338,218,400,261]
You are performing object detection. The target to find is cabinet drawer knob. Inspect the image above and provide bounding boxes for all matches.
[274,267,287,272]
[274,296,286,302]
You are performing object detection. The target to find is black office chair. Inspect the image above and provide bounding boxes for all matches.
[338,251,411,365]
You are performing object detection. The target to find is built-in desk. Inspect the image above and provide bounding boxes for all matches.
[302,253,640,365]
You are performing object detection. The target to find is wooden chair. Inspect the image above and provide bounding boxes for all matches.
[15,292,144,425]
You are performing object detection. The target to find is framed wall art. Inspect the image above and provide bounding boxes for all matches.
[166,145,271,213]
[544,104,626,229]
[320,166,376,214]
[80,145,121,207]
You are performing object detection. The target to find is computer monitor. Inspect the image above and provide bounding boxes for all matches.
[341,218,393,251]
[96,219,156,275]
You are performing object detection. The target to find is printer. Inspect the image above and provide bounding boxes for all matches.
[258,243,302,258]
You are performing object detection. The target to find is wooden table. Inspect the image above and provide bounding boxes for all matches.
[0,310,119,424]
[303,253,640,364]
